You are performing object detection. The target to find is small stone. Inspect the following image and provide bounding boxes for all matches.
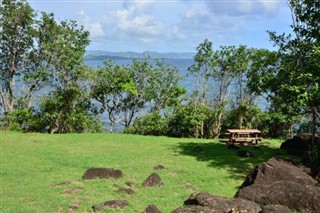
[153,165,165,170]
[142,173,163,187]
[143,204,162,213]
[118,188,134,195]
[92,200,128,212]
[237,150,253,157]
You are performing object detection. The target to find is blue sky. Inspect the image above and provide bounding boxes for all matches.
[28,0,293,53]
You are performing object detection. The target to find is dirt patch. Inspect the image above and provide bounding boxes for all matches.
[64,188,82,195]
[69,201,80,212]
[51,181,71,187]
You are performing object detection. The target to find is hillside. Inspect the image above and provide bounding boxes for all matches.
[84,50,195,60]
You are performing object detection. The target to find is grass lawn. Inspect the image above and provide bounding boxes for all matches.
[1,131,290,212]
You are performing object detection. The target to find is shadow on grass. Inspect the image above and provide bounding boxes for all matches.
[172,140,288,180]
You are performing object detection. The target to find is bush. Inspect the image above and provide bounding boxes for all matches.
[125,113,167,136]
[1,109,43,132]
[167,104,210,138]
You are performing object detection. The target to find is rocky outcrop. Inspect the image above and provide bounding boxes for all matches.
[172,192,261,213]
[280,133,320,156]
[235,157,320,213]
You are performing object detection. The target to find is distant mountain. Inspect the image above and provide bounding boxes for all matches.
[84,50,195,60]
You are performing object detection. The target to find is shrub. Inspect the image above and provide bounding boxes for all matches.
[125,113,167,136]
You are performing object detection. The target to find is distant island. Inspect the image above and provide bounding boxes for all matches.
[84,50,195,60]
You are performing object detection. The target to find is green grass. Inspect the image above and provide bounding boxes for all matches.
[0,131,291,212]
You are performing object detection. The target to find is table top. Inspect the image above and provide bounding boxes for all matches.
[227,129,261,134]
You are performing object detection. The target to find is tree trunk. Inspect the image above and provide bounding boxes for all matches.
[311,107,317,147]
[211,108,223,139]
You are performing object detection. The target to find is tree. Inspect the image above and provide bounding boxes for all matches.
[91,60,137,132]
[0,0,36,113]
[91,58,186,132]
[37,18,98,133]
[0,0,97,133]
[149,59,186,113]
[268,0,319,137]
[248,0,319,163]
[189,40,253,138]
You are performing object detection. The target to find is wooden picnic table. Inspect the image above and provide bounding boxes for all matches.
[226,129,262,144]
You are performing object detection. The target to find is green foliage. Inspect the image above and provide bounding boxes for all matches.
[0,0,36,112]
[222,102,261,133]
[39,89,102,133]
[266,0,320,118]
[0,0,100,133]
[124,112,167,136]
[167,103,210,138]
[91,58,186,131]
[189,40,255,138]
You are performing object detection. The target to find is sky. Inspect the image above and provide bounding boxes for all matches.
[28,0,293,53]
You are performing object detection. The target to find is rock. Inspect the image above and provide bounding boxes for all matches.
[83,168,123,180]
[311,166,320,183]
[174,192,261,213]
[154,165,165,170]
[237,150,253,157]
[280,133,320,156]
[118,187,134,195]
[237,181,320,213]
[143,204,162,213]
[193,146,204,152]
[172,205,214,213]
[142,173,163,187]
[261,204,290,213]
[125,181,135,188]
[92,200,128,212]
[238,157,317,188]
[235,157,320,213]
[69,201,80,212]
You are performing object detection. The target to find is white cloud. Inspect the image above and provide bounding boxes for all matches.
[115,8,164,37]
[76,9,106,37]
[102,0,166,46]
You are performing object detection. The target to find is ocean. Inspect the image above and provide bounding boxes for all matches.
[85,58,195,92]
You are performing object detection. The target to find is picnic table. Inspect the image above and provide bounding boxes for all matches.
[226,129,262,144]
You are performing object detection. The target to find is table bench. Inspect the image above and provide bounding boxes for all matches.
[226,129,262,144]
